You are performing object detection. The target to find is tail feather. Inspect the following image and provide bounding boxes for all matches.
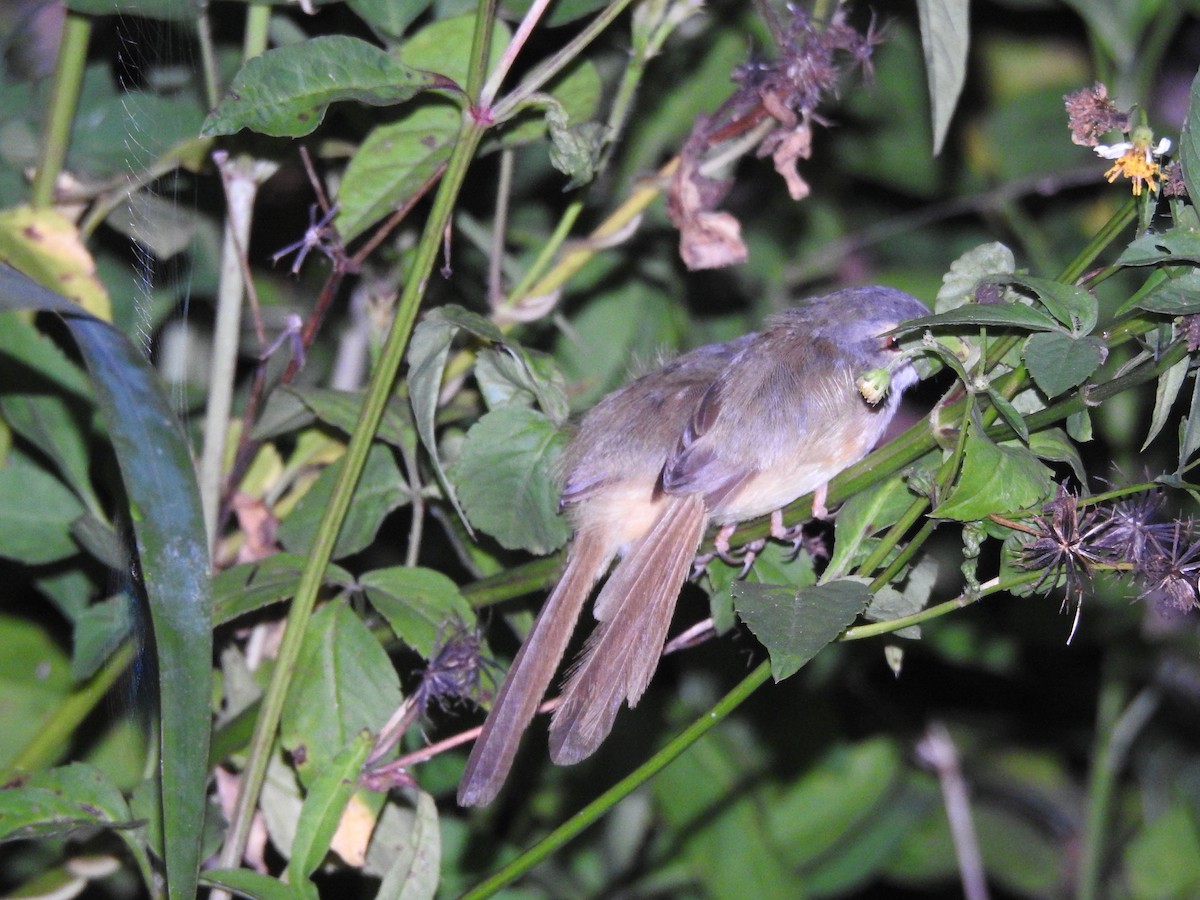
[457,533,611,807]
[548,495,707,765]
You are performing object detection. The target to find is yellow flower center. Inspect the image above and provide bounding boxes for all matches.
[1103,147,1161,196]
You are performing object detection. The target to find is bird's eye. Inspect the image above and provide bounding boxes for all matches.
[879,333,900,352]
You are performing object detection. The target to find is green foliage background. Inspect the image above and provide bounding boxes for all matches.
[1,0,1200,897]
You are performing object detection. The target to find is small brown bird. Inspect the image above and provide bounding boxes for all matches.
[458,286,929,806]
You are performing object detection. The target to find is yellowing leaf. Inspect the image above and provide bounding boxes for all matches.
[0,205,111,320]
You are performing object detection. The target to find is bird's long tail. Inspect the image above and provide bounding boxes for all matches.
[457,532,612,807]
[549,494,707,765]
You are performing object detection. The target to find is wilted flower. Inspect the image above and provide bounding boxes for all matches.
[1064,82,1130,146]
[1138,522,1200,614]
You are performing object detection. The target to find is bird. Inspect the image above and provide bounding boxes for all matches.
[457,286,929,806]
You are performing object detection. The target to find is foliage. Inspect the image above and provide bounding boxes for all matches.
[1,0,1200,897]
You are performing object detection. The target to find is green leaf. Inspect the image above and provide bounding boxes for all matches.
[1116,228,1200,266]
[0,264,212,900]
[1136,271,1200,315]
[406,309,475,534]
[653,725,796,897]
[337,104,460,242]
[474,345,570,424]
[0,763,154,890]
[347,0,433,42]
[201,869,311,900]
[916,0,969,155]
[1126,805,1200,900]
[278,443,407,559]
[733,579,872,681]
[554,285,683,408]
[501,0,611,26]
[1023,332,1107,397]
[545,101,607,189]
[1028,427,1087,485]
[0,389,99,514]
[985,387,1030,443]
[280,603,403,784]
[1007,275,1098,334]
[371,791,441,899]
[64,0,193,19]
[214,553,356,626]
[1144,355,1191,451]
[936,242,1016,312]
[0,459,84,564]
[71,593,134,681]
[449,406,570,554]
[0,615,72,770]
[202,36,448,138]
[899,301,1059,334]
[283,386,416,452]
[288,732,373,885]
[826,476,915,579]
[864,556,939,640]
[1179,375,1200,471]
[934,434,1053,520]
[396,13,509,87]
[768,738,906,866]
[360,566,475,658]
[1181,66,1200,209]
[0,312,92,401]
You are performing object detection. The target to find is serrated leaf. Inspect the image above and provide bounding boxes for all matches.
[899,301,1059,334]
[1023,332,1107,397]
[449,406,569,554]
[1144,355,1190,451]
[1007,275,1098,334]
[288,732,373,885]
[916,0,969,155]
[733,579,872,681]
[934,434,1053,520]
[359,566,475,658]
[280,603,403,784]
[202,36,447,138]
[277,443,407,559]
[214,553,355,626]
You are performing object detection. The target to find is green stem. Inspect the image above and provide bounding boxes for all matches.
[31,12,91,209]
[1060,199,1137,284]
[461,660,773,899]
[214,117,489,876]
[1077,666,1159,900]
[242,1,272,62]
[195,0,221,109]
[3,642,136,779]
[491,0,639,120]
